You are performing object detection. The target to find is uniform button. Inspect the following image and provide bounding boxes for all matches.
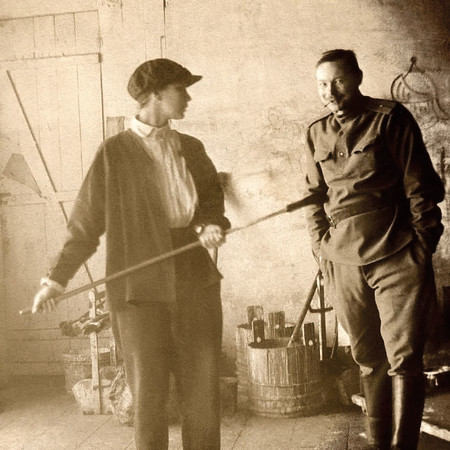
[339,151,345,157]
[338,131,344,136]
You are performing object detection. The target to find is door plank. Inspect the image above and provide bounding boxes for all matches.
[3,69,66,219]
[33,15,57,58]
[36,66,63,191]
[0,18,34,61]
[75,11,100,55]
[55,14,77,57]
[77,63,104,176]
[56,65,83,191]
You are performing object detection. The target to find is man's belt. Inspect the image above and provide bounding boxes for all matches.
[326,202,394,228]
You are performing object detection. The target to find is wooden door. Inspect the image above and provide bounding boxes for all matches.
[0,11,109,376]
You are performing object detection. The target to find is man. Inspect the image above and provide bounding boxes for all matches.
[303,49,444,449]
[31,58,230,450]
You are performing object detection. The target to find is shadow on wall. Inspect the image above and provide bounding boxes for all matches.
[391,56,450,348]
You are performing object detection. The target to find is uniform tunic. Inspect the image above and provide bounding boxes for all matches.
[304,95,444,265]
[303,95,444,377]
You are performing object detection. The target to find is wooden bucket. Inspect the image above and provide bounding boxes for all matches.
[236,321,296,409]
[235,324,256,408]
[247,338,323,417]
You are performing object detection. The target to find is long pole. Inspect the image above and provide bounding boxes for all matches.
[287,269,321,347]
[19,196,316,315]
[7,70,99,291]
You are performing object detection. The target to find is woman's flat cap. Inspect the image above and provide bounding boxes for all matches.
[128,58,202,102]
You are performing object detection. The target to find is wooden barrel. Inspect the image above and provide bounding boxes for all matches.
[236,323,298,409]
[247,338,324,417]
[235,324,255,408]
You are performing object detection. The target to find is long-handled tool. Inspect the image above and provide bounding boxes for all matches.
[287,269,321,347]
[19,197,316,315]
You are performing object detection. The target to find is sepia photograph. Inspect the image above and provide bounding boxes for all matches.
[0,1,449,448]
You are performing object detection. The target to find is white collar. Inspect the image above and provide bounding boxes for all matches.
[130,116,171,139]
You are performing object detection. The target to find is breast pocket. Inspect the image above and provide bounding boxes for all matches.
[352,135,378,155]
[313,147,337,183]
[313,147,333,163]
[348,135,381,176]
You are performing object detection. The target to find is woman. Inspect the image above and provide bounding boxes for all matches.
[32,58,230,450]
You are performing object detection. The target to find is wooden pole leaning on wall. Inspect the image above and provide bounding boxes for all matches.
[287,269,322,348]
[19,196,318,316]
[6,69,101,296]
[88,290,102,414]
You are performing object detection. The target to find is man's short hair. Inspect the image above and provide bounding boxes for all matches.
[316,49,362,75]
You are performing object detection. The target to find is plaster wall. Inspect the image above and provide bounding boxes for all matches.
[162,0,450,364]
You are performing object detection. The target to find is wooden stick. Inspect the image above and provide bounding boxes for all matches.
[287,269,321,347]
[20,197,315,315]
[19,241,200,315]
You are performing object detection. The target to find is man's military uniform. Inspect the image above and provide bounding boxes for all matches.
[303,95,444,448]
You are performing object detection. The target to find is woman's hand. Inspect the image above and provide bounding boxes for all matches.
[32,285,60,314]
[197,224,226,249]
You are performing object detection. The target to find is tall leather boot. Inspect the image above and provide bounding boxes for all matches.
[391,374,425,450]
[360,361,392,450]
